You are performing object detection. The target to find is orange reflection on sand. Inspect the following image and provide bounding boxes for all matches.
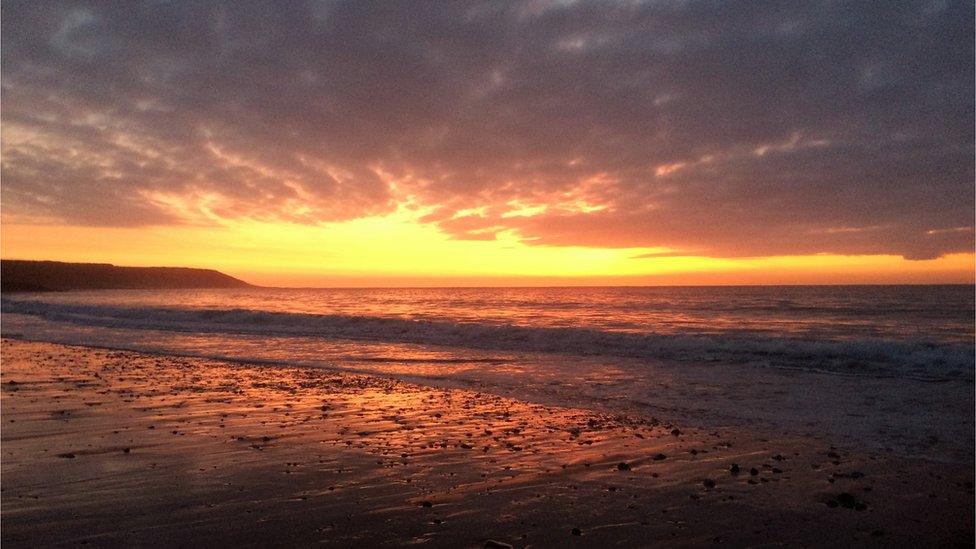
[3,339,974,546]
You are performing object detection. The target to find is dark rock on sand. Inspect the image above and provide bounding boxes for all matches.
[836,493,857,509]
[730,463,740,474]
[571,528,582,536]
[750,467,759,476]
[834,471,865,479]
[652,453,667,461]
[617,462,630,471]
[703,479,716,488]
[420,501,433,508]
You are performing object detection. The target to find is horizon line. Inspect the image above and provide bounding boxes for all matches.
[3,257,973,289]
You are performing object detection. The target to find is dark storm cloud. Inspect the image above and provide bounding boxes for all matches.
[2,0,973,258]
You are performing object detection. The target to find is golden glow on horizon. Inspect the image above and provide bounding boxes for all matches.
[2,209,973,287]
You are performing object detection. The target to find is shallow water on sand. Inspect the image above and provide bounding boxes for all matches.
[2,285,973,461]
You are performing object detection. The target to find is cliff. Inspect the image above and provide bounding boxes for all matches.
[1,260,252,292]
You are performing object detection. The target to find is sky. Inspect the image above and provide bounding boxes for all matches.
[1,0,974,286]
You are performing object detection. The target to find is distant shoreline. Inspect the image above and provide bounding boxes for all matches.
[1,258,972,291]
[0,260,252,292]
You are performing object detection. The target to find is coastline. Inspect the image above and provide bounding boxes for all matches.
[2,338,973,546]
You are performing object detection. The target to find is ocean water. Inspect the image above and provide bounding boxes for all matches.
[3,285,974,461]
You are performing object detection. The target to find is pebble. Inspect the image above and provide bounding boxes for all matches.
[830,492,867,510]
[836,493,856,508]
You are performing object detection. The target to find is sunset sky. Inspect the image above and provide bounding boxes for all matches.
[2,1,973,286]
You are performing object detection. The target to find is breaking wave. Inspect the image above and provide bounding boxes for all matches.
[3,298,972,380]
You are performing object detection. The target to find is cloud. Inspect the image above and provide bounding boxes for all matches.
[1,0,973,259]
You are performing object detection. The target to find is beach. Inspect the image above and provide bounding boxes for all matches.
[3,338,972,547]
[3,1,974,545]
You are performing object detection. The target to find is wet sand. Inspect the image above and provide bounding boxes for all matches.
[2,338,972,547]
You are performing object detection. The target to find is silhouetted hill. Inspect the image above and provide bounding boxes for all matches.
[1,260,252,292]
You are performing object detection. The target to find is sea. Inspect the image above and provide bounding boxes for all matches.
[3,285,974,461]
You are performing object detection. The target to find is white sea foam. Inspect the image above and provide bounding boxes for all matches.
[2,298,972,381]
[3,287,974,463]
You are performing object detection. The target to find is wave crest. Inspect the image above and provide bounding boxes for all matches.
[2,299,972,380]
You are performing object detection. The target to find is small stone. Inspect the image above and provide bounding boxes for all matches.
[730,463,740,474]
[652,453,667,461]
[670,429,681,436]
[836,492,856,509]
[57,452,75,459]
[420,501,433,508]
[617,462,631,471]
[703,479,716,488]
[749,468,759,476]
[571,528,582,536]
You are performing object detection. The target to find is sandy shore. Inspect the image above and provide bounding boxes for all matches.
[1,338,972,547]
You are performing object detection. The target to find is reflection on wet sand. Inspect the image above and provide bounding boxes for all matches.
[1,339,972,547]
